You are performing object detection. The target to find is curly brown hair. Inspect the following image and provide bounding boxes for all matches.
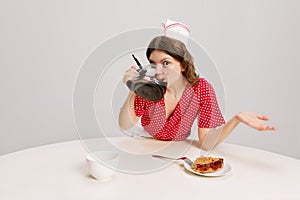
[146,36,199,85]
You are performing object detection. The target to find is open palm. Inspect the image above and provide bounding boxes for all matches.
[237,112,276,131]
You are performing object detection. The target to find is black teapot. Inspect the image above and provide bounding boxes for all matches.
[126,55,167,102]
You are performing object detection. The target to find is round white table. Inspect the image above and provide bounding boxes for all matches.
[1,137,299,200]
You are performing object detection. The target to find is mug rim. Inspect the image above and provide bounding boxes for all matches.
[86,150,119,162]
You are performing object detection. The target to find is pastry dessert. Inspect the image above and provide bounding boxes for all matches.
[191,157,224,173]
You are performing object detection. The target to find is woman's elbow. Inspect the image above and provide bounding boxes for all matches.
[118,117,137,131]
[118,119,128,131]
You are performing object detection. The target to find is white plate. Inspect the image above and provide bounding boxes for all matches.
[184,162,232,177]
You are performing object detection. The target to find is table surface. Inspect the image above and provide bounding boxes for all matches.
[1,136,300,200]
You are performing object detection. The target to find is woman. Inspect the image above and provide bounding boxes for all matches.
[119,36,276,150]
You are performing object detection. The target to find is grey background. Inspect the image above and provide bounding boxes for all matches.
[1,0,299,159]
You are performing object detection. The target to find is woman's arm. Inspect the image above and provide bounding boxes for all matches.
[198,112,276,150]
[118,66,140,130]
[118,91,140,130]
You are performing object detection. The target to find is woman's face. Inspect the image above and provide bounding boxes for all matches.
[148,50,183,85]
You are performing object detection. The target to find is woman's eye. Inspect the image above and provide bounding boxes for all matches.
[162,61,169,66]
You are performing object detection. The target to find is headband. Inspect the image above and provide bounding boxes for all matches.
[162,19,190,45]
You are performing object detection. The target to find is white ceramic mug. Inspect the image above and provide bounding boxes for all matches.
[86,151,119,182]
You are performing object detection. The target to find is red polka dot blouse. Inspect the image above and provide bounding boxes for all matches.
[134,78,225,141]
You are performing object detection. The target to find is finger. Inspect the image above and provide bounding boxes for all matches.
[127,68,138,74]
[267,126,276,130]
[124,70,137,78]
[256,114,269,121]
[123,72,138,83]
[123,75,134,83]
[257,125,267,131]
[260,125,276,131]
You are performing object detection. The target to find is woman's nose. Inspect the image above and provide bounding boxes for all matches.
[155,64,163,74]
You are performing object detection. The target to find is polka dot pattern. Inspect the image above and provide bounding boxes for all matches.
[134,78,225,141]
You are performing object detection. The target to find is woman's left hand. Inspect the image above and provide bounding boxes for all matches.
[236,112,276,131]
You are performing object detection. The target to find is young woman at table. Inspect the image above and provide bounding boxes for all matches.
[119,20,276,150]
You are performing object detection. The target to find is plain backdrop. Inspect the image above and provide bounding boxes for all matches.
[1,0,299,159]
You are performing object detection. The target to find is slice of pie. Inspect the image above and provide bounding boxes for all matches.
[191,157,224,173]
